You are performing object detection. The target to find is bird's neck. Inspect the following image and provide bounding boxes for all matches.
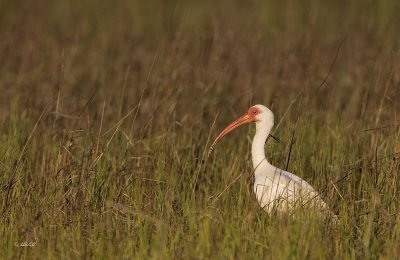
[251,123,273,171]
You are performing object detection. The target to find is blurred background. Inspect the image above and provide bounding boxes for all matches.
[0,0,399,123]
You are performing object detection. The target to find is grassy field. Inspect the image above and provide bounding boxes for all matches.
[1,0,400,258]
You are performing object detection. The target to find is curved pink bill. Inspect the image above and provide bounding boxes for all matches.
[208,114,252,157]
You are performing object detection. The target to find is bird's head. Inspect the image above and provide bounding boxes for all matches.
[207,104,274,157]
[248,104,274,124]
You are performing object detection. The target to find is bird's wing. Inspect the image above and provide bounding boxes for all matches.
[271,167,329,209]
[271,167,318,194]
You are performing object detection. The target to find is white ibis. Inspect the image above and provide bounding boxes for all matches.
[208,104,332,215]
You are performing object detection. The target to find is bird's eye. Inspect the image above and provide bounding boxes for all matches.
[252,110,257,114]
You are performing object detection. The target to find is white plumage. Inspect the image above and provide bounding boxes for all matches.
[209,104,331,214]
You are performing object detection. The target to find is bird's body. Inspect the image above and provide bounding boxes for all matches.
[252,161,327,213]
[209,104,330,214]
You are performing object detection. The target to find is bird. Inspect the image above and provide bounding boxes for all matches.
[208,104,332,215]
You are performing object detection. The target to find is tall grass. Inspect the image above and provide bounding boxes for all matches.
[0,0,399,258]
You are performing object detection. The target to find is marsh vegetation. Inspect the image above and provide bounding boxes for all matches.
[0,0,399,258]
